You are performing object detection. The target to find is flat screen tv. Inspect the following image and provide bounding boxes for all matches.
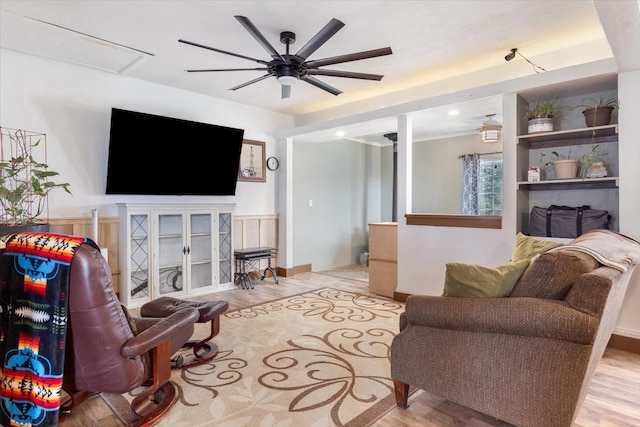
[106,108,244,195]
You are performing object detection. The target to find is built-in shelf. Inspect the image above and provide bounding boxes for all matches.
[517,125,618,149]
[517,176,619,191]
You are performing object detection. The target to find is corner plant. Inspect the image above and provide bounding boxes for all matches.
[0,128,71,226]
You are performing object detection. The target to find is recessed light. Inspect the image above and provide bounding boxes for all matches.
[336,130,345,137]
[448,110,459,116]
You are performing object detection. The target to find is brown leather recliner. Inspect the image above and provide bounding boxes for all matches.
[62,244,200,425]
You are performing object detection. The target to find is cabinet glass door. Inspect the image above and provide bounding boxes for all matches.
[129,213,150,303]
[157,213,185,295]
[218,212,233,284]
[188,213,213,291]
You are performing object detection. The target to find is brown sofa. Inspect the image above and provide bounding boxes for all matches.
[390,230,640,427]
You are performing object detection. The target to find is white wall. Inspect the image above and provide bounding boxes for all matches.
[397,92,518,297]
[615,69,640,338]
[0,49,293,219]
[292,140,378,271]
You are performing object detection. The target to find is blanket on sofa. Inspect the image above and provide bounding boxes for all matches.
[0,232,98,427]
[550,230,640,272]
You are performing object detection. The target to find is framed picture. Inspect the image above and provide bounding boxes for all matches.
[238,139,266,182]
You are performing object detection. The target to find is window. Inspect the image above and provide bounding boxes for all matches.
[478,158,503,216]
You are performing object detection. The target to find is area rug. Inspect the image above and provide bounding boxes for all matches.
[105,288,405,427]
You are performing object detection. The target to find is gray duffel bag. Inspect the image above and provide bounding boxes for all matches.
[529,205,611,238]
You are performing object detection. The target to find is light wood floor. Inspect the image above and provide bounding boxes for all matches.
[58,270,640,427]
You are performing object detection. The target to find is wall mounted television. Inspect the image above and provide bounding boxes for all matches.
[106,108,244,195]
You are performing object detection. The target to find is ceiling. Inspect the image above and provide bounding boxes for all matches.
[1,1,639,143]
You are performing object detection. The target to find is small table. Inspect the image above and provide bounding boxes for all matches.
[234,247,278,289]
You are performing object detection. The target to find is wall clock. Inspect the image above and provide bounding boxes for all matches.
[266,156,279,171]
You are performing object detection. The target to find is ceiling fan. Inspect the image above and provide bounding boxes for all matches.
[179,15,392,99]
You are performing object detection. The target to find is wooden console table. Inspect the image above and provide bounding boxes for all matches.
[234,247,278,289]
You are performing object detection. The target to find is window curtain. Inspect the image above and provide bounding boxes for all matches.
[462,153,480,215]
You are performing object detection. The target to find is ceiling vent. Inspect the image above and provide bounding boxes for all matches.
[0,10,153,74]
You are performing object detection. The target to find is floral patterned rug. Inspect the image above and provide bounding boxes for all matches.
[105,288,404,427]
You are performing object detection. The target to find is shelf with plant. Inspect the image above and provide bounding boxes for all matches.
[519,143,617,190]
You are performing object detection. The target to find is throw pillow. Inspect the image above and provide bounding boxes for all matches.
[511,232,562,263]
[442,259,531,298]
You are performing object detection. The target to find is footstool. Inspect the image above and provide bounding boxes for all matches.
[140,296,229,368]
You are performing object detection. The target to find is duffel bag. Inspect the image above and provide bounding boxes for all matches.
[529,205,611,238]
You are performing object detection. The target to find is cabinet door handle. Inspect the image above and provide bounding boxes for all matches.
[183,246,187,255]
[187,246,191,254]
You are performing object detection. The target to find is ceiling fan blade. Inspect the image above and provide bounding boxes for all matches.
[306,69,384,81]
[304,47,392,68]
[229,74,273,91]
[235,15,284,61]
[300,75,342,96]
[186,68,268,72]
[282,85,291,99]
[179,39,268,65]
[294,18,345,61]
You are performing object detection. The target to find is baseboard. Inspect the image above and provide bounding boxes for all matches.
[277,264,312,277]
[392,291,411,302]
[607,334,640,354]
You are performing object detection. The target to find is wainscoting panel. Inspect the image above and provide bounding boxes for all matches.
[234,214,279,271]
[49,217,120,292]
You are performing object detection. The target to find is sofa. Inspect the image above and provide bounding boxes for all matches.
[390,230,640,427]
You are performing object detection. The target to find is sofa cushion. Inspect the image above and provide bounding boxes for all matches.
[442,259,531,298]
[510,250,600,300]
[511,232,563,262]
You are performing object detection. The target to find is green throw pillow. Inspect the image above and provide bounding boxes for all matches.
[442,259,531,298]
[511,232,562,263]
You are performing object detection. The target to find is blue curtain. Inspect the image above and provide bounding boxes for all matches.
[462,153,480,215]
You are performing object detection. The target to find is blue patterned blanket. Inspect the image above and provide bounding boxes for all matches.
[0,232,97,427]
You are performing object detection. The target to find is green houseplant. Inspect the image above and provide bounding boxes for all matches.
[575,97,618,127]
[579,144,608,178]
[538,148,580,179]
[0,127,71,232]
[525,99,558,119]
[525,98,564,134]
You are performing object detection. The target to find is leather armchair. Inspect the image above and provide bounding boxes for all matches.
[391,231,640,427]
[62,243,200,424]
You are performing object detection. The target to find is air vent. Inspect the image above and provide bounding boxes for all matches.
[0,10,153,74]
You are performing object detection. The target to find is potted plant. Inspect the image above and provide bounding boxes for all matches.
[575,97,618,127]
[525,99,563,134]
[0,127,71,234]
[579,144,608,178]
[539,148,580,179]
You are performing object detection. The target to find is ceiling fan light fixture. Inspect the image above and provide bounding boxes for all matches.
[480,114,501,143]
[277,75,298,86]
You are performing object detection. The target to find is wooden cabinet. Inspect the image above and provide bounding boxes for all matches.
[368,222,397,297]
[118,203,234,308]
